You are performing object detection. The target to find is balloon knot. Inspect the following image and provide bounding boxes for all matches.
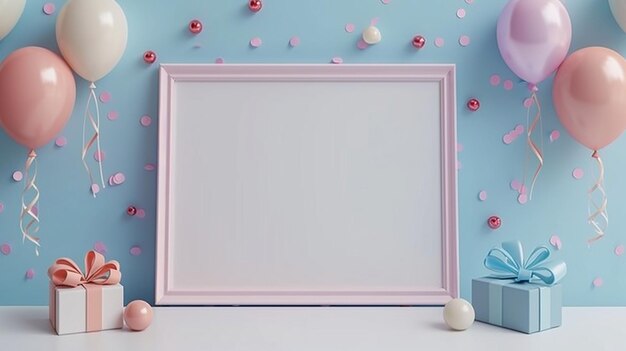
[89,82,97,90]
[592,150,599,159]
[527,83,538,92]
[28,150,37,158]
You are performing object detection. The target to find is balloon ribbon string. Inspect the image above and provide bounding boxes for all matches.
[588,151,608,244]
[527,91,543,200]
[82,83,105,197]
[20,150,40,256]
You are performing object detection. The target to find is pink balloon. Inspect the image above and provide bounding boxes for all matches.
[497,0,571,85]
[0,46,76,150]
[553,47,626,151]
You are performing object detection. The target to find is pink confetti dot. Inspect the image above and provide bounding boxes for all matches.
[94,150,105,162]
[345,23,355,33]
[140,115,152,127]
[434,37,445,47]
[615,245,624,256]
[381,0,391,4]
[215,57,224,64]
[593,277,603,287]
[43,3,55,15]
[99,91,111,103]
[489,74,501,86]
[250,37,262,48]
[456,143,464,152]
[459,35,470,46]
[518,193,528,204]
[510,180,521,191]
[503,80,514,90]
[0,202,4,213]
[136,209,146,219]
[549,235,562,250]
[513,124,524,136]
[144,163,156,171]
[478,190,487,201]
[572,168,584,180]
[12,171,23,182]
[357,39,369,50]
[550,130,560,142]
[289,36,300,47]
[0,243,11,255]
[457,8,466,19]
[25,269,35,280]
[113,172,126,185]
[370,17,379,26]
[519,184,527,194]
[55,136,67,147]
[523,98,533,108]
[503,133,514,145]
[331,57,343,64]
[107,111,119,121]
[130,245,142,256]
[94,241,107,254]
[91,184,100,196]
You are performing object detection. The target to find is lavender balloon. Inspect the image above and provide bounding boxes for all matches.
[497,0,572,85]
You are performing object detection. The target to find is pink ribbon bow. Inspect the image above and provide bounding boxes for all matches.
[48,250,121,287]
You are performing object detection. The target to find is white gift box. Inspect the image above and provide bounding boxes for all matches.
[49,282,123,335]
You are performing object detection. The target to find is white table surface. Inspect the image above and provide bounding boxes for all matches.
[0,306,623,350]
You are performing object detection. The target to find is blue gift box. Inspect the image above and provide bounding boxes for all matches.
[472,241,567,334]
[472,277,562,334]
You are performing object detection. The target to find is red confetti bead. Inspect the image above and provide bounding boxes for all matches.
[412,35,426,49]
[248,0,262,12]
[143,50,156,64]
[467,98,480,111]
[127,206,137,216]
[189,19,203,34]
[487,216,501,230]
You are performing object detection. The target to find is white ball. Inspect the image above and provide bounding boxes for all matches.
[443,298,475,331]
[362,26,382,44]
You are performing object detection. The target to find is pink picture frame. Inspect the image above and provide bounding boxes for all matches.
[156,64,458,305]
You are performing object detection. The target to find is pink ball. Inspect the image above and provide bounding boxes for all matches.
[124,300,153,331]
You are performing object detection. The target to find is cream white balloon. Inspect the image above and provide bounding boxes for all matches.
[610,0,626,32]
[0,0,26,40]
[443,298,475,331]
[362,26,382,45]
[56,0,128,82]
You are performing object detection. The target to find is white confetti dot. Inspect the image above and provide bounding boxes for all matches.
[457,8,466,19]
[434,37,445,47]
[478,190,487,201]
[345,23,355,33]
[12,171,23,182]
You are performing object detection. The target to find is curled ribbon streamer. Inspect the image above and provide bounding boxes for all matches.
[484,241,567,285]
[20,150,40,256]
[587,151,608,244]
[522,89,543,200]
[82,82,106,197]
[48,250,121,287]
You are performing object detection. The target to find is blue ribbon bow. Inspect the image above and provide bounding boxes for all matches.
[484,241,567,285]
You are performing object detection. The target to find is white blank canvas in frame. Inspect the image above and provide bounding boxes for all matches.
[156,64,458,305]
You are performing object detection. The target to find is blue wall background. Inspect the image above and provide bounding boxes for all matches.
[1,0,626,306]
